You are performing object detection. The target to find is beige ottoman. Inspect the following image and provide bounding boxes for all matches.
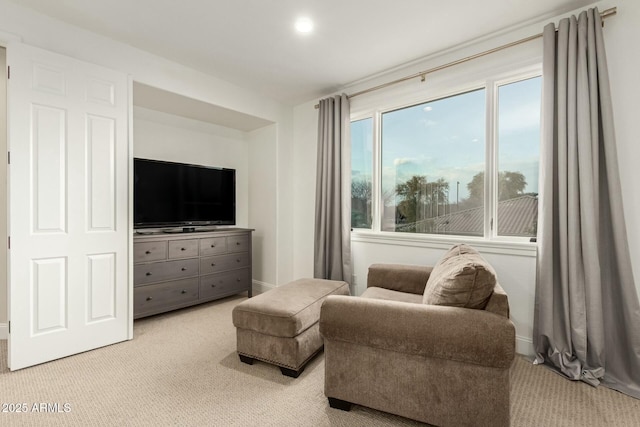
[232,278,350,377]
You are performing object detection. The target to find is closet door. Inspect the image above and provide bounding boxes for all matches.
[7,43,131,370]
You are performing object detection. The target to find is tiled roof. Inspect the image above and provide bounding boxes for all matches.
[396,195,538,237]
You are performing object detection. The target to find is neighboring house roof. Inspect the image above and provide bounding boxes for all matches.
[495,195,538,236]
[396,195,538,236]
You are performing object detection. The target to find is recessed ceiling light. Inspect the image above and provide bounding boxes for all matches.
[295,17,314,34]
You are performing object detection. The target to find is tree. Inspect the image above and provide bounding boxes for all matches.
[466,172,485,207]
[466,171,527,207]
[498,171,527,201]
[395,175,449,226]
[351,178,371,201]
[351,178,372,228]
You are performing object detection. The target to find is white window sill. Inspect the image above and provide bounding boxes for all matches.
[351,230,537,258]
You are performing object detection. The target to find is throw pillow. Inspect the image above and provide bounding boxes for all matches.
[423,244,496,309]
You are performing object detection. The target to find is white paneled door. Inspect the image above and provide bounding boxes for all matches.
[7,43,131,370]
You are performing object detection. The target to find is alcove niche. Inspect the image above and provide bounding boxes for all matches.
[131,82,278,289]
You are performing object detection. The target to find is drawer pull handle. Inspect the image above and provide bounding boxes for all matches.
[181,290,187,294]
[236,259,240,262]
[236,242,240,245]
[211,244,215,248]
[181,247,186,251]
[145,272,152,276]
[211,263,216,266]
[211,284,216,288]
[146,296,153,301]
[145,250,151,254]
[181,267,187,271]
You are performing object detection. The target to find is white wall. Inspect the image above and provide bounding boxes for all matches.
[248,124,278,289]
[290,0,640,357]
[292,100,319,280]
[275,114,295,286]
[603,0,640,296]
[133,107,250,228]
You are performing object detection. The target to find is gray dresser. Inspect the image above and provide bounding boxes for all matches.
[133,228,253,319]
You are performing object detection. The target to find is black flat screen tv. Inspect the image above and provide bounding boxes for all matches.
[134,158,236,229]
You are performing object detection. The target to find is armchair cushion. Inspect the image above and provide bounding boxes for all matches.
[423,244,497,310]
[361,286,423,304]
[367,264,432,295]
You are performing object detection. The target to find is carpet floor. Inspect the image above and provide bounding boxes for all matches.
[1,295,639,426]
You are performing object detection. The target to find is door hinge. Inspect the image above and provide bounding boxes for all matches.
[7,152,9,164]
[490,218,494,230]
[7,236,9,249]
[8,321,10,334]
[7,65,9,79]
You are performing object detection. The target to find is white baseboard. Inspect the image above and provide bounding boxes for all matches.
[0,323,7,340]
[252,280,276,295]
[516,335,534,358]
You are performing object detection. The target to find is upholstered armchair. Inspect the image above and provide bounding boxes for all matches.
[319,244,516,427]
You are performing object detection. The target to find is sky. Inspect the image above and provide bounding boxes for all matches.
[351,76,541,204]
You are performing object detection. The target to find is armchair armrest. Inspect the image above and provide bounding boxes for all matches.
[319,295,515,369]
[367,263,432,295]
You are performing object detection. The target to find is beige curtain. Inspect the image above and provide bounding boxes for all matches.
[314,94,351,282]
[534,8,640,399]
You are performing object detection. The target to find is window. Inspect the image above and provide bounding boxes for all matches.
[351,118,373,229]
[496,77,541,238]
[351,73,541,241]
[381,88,485,236]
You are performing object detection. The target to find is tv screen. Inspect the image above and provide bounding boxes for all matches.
[134,158,236,228]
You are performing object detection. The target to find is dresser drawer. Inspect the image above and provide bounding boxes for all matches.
[200,268,250,300]
[134,241,167,263]
[200,252,250,275]
[133,229,253,319]
[168,239,199,259]
[199,236,227,256]
[134,258,199,285]
[227,235,250,253]
[134,278,199,315]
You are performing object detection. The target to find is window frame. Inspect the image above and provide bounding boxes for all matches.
[350,63,542,248]
[490,72,543,242]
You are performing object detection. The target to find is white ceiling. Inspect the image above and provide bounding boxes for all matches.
[12,0,597,106]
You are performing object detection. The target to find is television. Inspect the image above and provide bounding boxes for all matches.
[134,158,236,230]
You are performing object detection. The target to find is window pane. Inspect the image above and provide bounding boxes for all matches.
[381,89,485,236]
[351,118,373,229]
[497,77,541,237]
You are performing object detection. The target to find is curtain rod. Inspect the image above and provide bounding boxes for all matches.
[314,6,617,109]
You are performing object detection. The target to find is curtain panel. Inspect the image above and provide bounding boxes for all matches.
[534,7,640,399]
[314,94,351,282]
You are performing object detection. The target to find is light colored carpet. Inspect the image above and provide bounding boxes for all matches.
[1,295,639,426]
